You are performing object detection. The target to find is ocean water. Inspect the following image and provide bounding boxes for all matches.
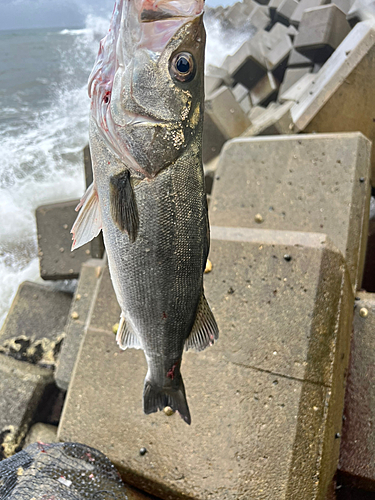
[0,12,249,328]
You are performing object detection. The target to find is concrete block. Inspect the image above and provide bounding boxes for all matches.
[249,104,267,121]
[248,4,271,29]
[250,71,279,106]
[23,423,58,448]
[206,64,234,88]
[291,21,375,184]
[232,83,252,114]
[210,133,371,291]
[290,0,330,27]
[265,34,293,80]
[55,258,106,391]
[205,75,223,99]
[338,292,375,491]
[202,109,227,164]
[294,4,351,63]
[243,100,294,135]
[58,227,353,499]
[0,355,53,459]
[203,86,251,164]
[226,0,256,27]
[288,47,314,67]
[0,281,72,368]
[232,82,249,103]
[331,0,355,14]
[269,0,284,19]
[275,0,299,25]
[268,20,291,38]
[227,39,267,89]
[36,200,104,280]
[279,72,315,103]
[346,0,369,27]
[278,66,313,96]
[286,24,299,38]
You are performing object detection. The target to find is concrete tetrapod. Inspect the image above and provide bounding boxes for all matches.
[210,133,371,292]
[59,228,353,500]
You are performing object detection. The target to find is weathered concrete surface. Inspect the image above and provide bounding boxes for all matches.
[59,229,353,500]
[338,292,375,491]
[275,0,299,25]
[0,355,53,459]
[55,258,106,391]
[250,71,279,106]
[279,73,315,103]
[294,4,351,62]
[278,67,312,96]
[291,21,375,183]
[36,200,104,280]
[23,423,58,448]
[227,39,267,89]
[203,86,251,164]
[289,0,330,27]
[210,133,371,291]
[243,101,294,136]
[0,281,72,367]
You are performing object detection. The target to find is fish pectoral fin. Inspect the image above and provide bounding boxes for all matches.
[185,292,219,352]
[116,313,142,350]
[109,170,139,243]
[71,183,102,251]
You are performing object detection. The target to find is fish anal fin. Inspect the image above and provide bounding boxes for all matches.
[71,183,102,251]
[116,314,142,350]
[109,170,139,243]
[185,292,219,352]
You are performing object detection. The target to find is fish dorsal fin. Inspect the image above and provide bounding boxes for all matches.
[116,314,142,350]
[185,293,219,352]
[109,170,139,243]
[71,183,102,251]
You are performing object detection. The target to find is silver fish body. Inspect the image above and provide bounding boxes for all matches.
[71,0,218,425]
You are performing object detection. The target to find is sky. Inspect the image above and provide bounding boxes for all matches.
[0,0,237,31]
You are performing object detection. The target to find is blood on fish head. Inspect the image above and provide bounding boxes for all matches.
[88,0,205,177]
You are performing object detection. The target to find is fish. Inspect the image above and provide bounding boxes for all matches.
[71,0,218,425]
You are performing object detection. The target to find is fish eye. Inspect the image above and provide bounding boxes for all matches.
[170,52,195,83]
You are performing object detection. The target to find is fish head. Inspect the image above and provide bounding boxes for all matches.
[89,0,206,177]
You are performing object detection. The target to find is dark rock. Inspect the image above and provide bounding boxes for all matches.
[0,281,72,367]
[36,200,104,280]
[0,355,53,459]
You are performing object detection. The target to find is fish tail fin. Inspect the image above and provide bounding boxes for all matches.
[143,377,191,425]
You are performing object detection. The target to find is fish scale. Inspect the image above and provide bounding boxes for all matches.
[71,0,218,425]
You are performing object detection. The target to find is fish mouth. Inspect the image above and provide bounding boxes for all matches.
[122,110,168,127]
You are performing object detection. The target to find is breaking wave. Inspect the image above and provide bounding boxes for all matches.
[0,7,245,327]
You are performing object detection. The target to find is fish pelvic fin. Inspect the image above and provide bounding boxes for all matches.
[71,183,102,251]
[143,378,191,425]
[185,292,219,352]
[116,313,142,350]
[109,169,139,243]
